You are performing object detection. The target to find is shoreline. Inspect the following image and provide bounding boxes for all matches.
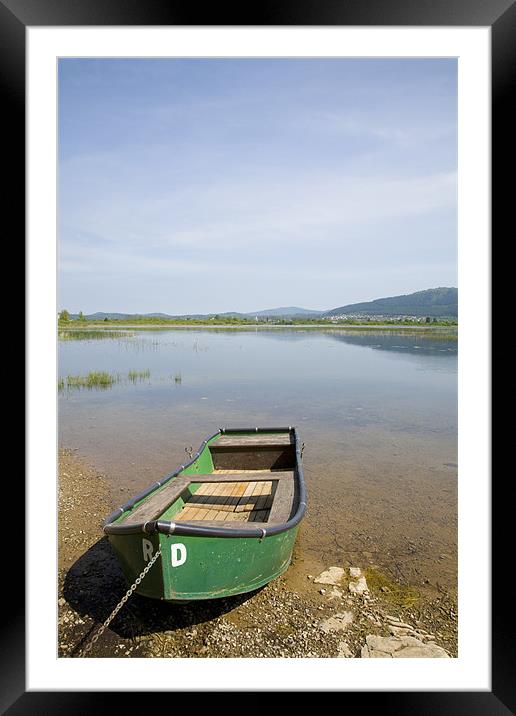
[59,323,457,331]
[58,447,458,658]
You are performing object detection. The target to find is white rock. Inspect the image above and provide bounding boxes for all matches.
[328,587,343,600]
[337,641,353,658]
[368,649,392,658]
[349,567,362,578]
[319,611,354,633]
[366,635,413,654]
[314,566,345,586]
[393,644,450,658]
[348,576,369,595]
[361,642,390,658]
[361,634,450,658]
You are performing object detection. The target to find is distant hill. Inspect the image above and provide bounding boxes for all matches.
[324,288,457,318]
[70,307,323,320]
[248,307,324,318]
[66,290,457,322]
[71,312,133,320]
[70,311,200,320]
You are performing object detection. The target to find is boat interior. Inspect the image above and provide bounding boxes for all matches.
[122,433,299,527]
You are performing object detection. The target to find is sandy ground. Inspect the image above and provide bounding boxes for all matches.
[58,448,457,659]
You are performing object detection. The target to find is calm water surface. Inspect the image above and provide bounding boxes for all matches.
[59,328,457,590]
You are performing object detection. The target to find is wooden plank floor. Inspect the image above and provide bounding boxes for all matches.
[175,479,277,523]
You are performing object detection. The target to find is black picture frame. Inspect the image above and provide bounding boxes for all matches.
[8,0,508,711]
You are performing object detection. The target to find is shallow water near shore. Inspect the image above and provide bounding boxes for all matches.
[58,327,457,592]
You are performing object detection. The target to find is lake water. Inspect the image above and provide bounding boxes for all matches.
[58,327,457,591]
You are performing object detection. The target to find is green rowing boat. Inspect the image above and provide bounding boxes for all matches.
[103,426,306,601]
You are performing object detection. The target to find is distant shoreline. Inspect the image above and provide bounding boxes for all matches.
[58,321,457,331]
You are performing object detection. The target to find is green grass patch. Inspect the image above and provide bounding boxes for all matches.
[364,567,421,608]
[59,369,155,391]
[65,371,119,389]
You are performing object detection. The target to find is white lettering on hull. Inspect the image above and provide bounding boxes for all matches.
[142,538,154,562]
[171,543,187,567]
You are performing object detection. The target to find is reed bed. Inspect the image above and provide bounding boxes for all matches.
[58,369,152,391]
[58,330,134,341]
[64,371,119,390]
[128,369,151,383]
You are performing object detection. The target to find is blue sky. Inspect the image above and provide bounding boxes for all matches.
[58,58,457,314]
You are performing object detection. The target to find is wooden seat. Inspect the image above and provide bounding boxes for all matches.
[122,476,191,526]
[122,470,295,526]
[211,434,294,448]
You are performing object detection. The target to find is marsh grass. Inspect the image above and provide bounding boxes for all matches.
[128,369,151,383]
[65,371,119,390]
[58,330,134,341]
[59,369,154,391]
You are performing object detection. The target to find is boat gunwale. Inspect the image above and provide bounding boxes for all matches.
[103,426,306,539]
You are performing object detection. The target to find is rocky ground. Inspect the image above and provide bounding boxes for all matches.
[58,448,457,659]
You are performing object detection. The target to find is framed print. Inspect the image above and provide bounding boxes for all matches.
[5,0,510,710]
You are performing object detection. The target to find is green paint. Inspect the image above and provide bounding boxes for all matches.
[159,528,298,600]
[109,532,164,599]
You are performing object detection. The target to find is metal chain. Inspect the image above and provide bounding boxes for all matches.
[80,546,162,657]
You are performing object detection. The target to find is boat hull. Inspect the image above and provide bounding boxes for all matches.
[104,426,306,601]
[109,526,299,601]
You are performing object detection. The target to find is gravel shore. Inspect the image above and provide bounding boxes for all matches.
[58,448,457,658]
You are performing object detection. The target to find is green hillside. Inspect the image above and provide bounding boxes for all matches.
[324,288,458,318]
